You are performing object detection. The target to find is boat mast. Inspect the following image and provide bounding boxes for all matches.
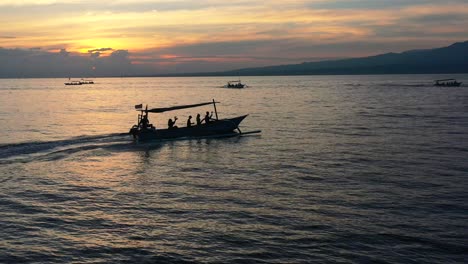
[212,99,219,120]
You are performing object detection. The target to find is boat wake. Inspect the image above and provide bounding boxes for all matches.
[0,130,261,164]
[0,133,132,164]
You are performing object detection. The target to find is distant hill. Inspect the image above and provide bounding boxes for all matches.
[174,41,468,76]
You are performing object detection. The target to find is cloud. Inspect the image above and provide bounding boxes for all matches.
[0,0,62,6]
[129,38,452,74]
[59,48,69,56]
[88,47,113,53]
[307,0,468,10]
[88,47,114,58]
[1,0,468,76]
[0,47,135,78]
[2,36,465,77]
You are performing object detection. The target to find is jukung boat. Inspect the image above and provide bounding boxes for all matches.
[80,79,94,84]
[64,80,83,85]
[64,79,94,85]
[129,99,257,141]
[224,80,245,88]
[434,79,462,87]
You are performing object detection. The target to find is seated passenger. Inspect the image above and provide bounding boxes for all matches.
[196,113,202,126]
[204,111,213,124]
[168,116,178,129]
[187,115,194,127]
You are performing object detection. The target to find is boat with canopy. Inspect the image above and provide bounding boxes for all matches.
[64,80,83,85]
[224,80,245,88]
[64,79,94,85]
[434,79,462,87]
[80,79,94,84]
[129,99,257,141]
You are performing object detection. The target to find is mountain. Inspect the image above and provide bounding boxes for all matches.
[190,41,468,76]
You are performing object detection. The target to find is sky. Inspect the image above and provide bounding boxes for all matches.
[1,0,467,77]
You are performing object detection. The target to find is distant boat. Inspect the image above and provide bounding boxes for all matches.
[80,79,94,84]
[434,79,462,87]
[129,99,259,141]
[64,79,94,85]
[224,80,245,88]
[64,80,82,85]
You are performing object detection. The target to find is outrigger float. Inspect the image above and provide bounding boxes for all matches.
[129,99,260,141]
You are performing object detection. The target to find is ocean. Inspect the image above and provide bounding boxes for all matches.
[1,75,467,263]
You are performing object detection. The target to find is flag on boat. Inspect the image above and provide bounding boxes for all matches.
[135,104,143,109]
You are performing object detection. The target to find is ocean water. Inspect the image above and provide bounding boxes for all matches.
[0,75,467,263]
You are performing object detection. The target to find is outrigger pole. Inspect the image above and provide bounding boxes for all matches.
[212,99,219,120]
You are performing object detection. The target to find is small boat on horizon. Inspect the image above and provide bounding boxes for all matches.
[64,80,82,85]
[80,79,94,84]
[129,99,259,141]
[224,80,246,88]
[434,79,462,87]
[64,78,94,85]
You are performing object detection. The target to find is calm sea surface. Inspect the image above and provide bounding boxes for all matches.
[1,75,467,263]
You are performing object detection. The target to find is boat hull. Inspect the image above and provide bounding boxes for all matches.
[225,84,245,88]
[434,82,462,87]
[133,115,248,141]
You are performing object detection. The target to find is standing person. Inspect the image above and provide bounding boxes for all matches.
[141,114,149,128]
[204,111,213,124]
[196,113,202,126]
[186,115,194,127]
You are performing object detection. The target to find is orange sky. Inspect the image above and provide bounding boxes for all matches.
[1,0,467,74]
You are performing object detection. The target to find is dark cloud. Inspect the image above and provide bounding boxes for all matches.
[372,24,468,39]
[59,48,70,56]
[410,14,468,24]
[0,36,16,39]
[144,39,285,57]
[1,37,466,77]
[90,52,101,58]
[130,37,468,74]
[0,48,135,78]
[308,0,467,10]
[110,49,129,58]
[88,48,113,53]
[0,1,252,16]
[364,11,468,40]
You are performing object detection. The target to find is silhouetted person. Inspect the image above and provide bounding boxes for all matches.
[204,111,213,124]
[187,115,193,127]
[196,113,202,126]
[168,116,178,129]
[141,115,149,128]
